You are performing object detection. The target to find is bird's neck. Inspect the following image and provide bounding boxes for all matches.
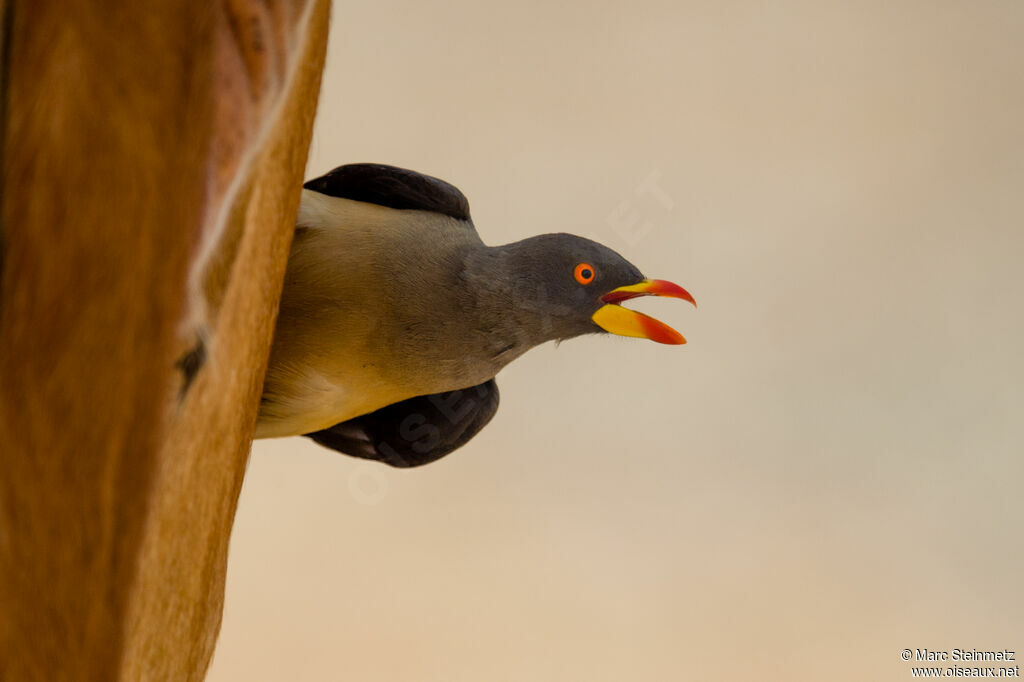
[462,242,573,359]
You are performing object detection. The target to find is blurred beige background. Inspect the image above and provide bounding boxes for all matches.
[207,1,1024,680]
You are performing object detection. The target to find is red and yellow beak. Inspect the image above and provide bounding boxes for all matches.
[591,279,696,345]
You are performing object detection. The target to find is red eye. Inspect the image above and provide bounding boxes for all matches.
[574,263,595,285]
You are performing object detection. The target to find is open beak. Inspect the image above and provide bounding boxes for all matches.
[591,279,696,345]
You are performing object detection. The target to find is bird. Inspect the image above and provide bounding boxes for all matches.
[256,163,695,467]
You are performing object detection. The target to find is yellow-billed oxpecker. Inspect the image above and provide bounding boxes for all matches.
[257,164,695,466]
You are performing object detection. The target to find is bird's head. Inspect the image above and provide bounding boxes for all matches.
[493,233,696,345]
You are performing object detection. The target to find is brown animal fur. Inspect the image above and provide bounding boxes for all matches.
[0,0,330,679]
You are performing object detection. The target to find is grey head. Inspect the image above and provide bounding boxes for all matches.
[466,232,650,346]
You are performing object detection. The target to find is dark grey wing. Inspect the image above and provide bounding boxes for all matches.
[304,380,499,468]
[303,163,471,221]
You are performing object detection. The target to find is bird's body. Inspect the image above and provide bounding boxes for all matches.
[257,163,694,465]
[259,192,526,437]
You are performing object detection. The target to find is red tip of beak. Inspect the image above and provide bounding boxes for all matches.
[645,279,696,307]
[637,312,687,345]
